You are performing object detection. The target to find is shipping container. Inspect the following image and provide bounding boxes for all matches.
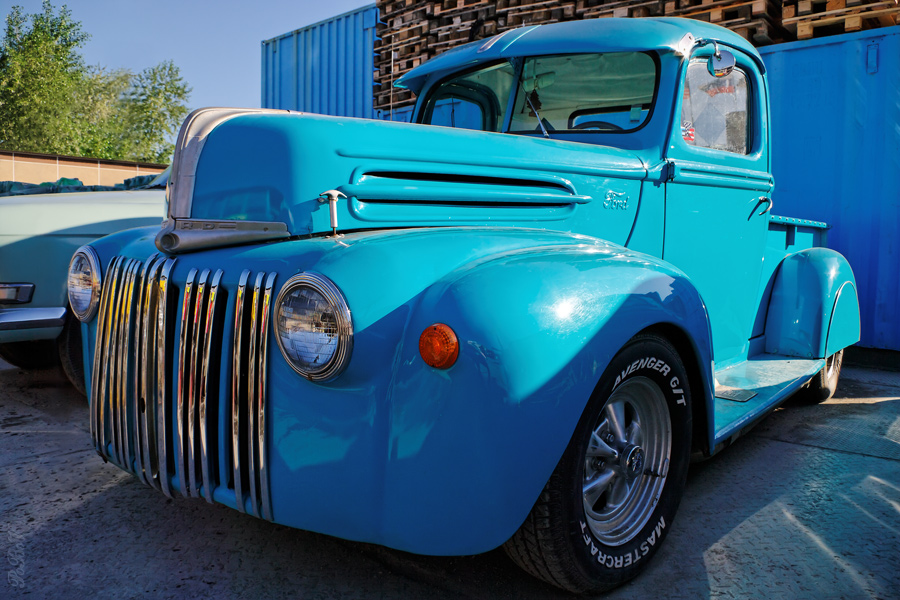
[760,27,900,351]
[261,4,378,118]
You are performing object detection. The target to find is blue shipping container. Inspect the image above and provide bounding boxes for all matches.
[760,27,900,351]
[261,4,378,118]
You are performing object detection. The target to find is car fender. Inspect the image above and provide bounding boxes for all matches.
[380,242,714,555]
[764,248,860,359]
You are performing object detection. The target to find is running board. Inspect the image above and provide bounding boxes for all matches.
[711,355,824,453]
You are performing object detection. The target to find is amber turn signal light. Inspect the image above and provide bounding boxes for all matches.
[419,323,459,369]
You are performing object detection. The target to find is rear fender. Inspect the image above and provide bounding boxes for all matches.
[764,248,860,358]
[381,243,714,555]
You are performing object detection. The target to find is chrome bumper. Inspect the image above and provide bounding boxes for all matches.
[0,307,67,331]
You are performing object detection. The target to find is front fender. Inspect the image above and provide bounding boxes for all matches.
[77,226,714,558]
[382,243,714,555]
[764,248,860,358]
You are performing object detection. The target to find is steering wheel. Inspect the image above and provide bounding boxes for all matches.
[571,121,623,131]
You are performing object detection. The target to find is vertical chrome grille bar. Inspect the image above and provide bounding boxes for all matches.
[100,256,125,459]
[177,268,198,497]
[199,269,223,503]
[156,258,176,498]
[111,259,127,466]
[131,256,154,486]
[100,257,125,462]
[141,258,164,491]
[114,260,135,467]
[258,272,276,521]
[187,269,210,498]
[246,272,265,518]
[91,256,118,454]
[231,270,250,514]
[118,260,139,471]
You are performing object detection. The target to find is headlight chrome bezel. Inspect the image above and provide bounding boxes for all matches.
[274,272,353,382]
[67,246,102,322]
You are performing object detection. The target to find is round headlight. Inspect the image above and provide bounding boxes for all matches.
[67,246,101,322]
[274,273,352,381]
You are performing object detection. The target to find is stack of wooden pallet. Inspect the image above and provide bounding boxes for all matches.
[430,0,499,53]
[373,0,899,115]
[664,0,791,44]
[496,0,576,31]
[575,0,665,19]
[782,0,899,39]
[375,0,436,113]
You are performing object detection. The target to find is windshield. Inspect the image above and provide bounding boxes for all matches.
[421,52,658,135]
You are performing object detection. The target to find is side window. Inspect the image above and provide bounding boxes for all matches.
[428,96,485,131]
[422,62,516,132]
[680,61,750,154]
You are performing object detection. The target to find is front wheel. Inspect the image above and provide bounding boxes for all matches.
[504,333,692,594]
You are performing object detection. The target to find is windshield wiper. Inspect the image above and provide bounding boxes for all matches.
[524,90,550,139]
[509,58,550,139]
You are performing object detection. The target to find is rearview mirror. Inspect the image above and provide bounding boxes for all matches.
[708,50,736,78]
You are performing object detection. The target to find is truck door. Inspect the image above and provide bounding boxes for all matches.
[663,51,772,366]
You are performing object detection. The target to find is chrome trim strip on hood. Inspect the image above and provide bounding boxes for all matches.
[156,219,289,254]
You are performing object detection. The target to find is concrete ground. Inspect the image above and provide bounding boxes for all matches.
[1,358,898,599]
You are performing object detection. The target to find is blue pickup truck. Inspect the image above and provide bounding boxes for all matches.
[67,18,859,593]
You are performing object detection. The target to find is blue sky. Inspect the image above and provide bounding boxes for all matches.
[3,0,373,109]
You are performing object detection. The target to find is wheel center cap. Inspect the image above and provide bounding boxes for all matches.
[622,445,645,480]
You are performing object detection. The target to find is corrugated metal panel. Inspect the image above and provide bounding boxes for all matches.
[760,27,900,351]
[261,4,378,119]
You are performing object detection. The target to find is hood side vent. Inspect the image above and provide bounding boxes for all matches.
[340,170,593,208]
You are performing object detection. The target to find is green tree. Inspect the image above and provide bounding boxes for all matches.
[71,66,132,159]
[120,60,191,163]
[0,2,191,163]
[0,1,89,155]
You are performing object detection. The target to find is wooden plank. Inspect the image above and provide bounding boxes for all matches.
[844,14,863,29]
[783,1,897,23]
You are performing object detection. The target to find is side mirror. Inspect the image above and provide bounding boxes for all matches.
[708,49,736,78]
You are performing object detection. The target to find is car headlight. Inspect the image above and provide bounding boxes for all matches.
[274,272,352,381]
[67,246,102,322]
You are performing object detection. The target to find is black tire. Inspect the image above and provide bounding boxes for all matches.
[503,333,692,594]
[58,316,86,397]
[796,349,843,404]
[0,339,59,369]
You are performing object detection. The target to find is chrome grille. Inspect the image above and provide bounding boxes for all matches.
[90,254,276,519]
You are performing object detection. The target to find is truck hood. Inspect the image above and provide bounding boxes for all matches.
[0,189,165,237]
[159,109,648,253]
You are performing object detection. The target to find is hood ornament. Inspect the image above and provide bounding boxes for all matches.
[319,190,347,236]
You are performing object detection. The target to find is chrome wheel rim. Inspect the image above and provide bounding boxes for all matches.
[825,352,838,380]
[582,376,671,546]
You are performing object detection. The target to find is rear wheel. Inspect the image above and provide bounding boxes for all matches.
[797,349,843,404]
[504,333,692,594]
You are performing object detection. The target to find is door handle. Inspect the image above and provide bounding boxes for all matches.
[757,196,772,216]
